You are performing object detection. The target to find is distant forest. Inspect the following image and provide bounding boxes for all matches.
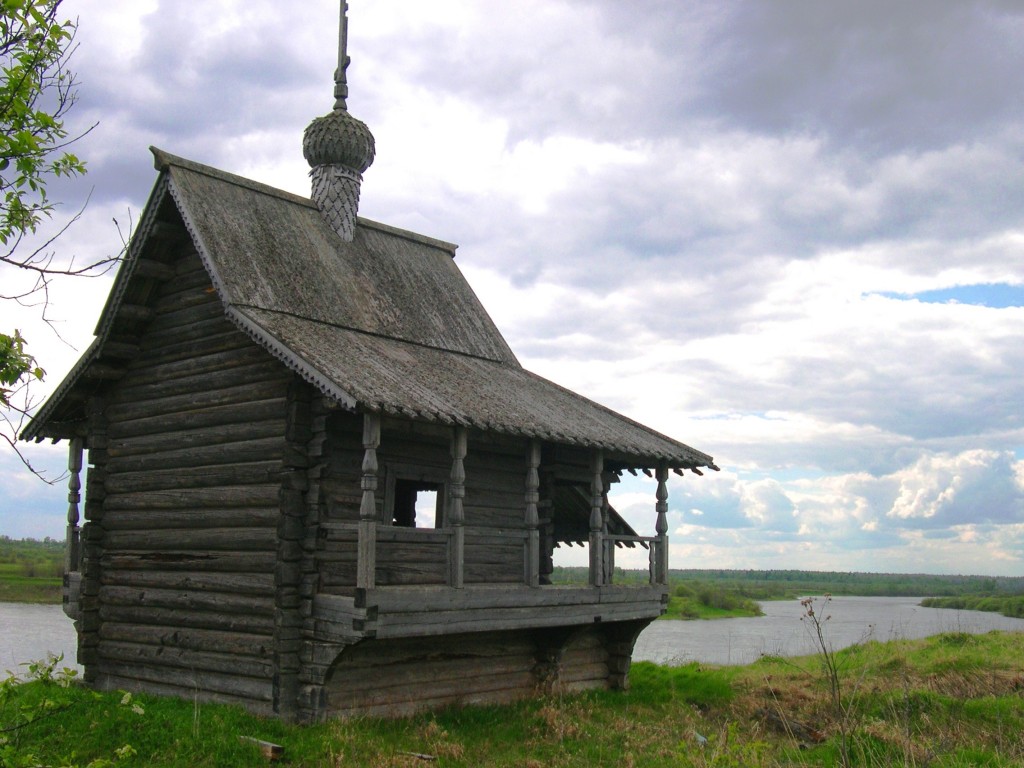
[552,565,1024,599]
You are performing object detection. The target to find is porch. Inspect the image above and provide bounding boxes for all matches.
[311,581,669,642]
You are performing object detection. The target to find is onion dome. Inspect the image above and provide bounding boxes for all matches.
[304,2,375,241]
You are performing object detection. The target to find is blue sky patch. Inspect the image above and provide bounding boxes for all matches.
[877,283,1024,308]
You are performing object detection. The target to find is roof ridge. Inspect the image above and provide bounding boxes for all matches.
[150,147,459,255]
[234,303,520,368]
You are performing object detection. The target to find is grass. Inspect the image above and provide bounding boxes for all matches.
[4,631,1022,767]
[0,566,61,603]
[662,582,764,620]
[0,538,64,603]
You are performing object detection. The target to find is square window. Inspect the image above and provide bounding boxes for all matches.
[392,478,443,528]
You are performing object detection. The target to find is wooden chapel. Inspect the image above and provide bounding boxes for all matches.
[23,2,718,721]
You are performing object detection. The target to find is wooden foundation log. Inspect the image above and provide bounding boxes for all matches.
[95,664,273,703]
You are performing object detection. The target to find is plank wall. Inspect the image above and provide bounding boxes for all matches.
[322,625,612,719]
[91,249,291,714]
[318,418,532,593]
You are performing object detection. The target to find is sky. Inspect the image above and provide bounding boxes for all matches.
[2,0,1023,576]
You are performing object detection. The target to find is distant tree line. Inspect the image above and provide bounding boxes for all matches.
[549,565,1023,600]
[0,535,64,579]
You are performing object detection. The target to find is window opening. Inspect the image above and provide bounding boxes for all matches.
[392,479,442,528]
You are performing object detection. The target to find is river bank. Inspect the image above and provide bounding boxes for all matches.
[3,629,1022,767]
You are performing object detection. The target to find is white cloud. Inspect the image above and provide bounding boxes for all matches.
[3,1,1022,577]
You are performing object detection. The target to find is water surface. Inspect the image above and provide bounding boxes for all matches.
[633,595,1024,666]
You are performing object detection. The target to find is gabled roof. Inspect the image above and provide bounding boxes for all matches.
[24,149,716,470]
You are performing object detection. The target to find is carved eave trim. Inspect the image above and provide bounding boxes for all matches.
[21,171,180,442]
[226,305,360,412]
[92,175,172,338]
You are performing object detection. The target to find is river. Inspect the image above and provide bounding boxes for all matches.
[2,596,1023,676]
[633,595,1024,666]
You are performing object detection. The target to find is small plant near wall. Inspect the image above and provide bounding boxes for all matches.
[0,654,143,768]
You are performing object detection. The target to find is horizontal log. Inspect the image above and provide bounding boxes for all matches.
[147,296,224,332]
[134,257,177,281]
[320,562,447,587]
[107,376,288,424]
[108,394,287,440]
[102,342,141,360]
[115,344,273,391]
[104,484,280,510]
[99,585,276,616]
[100,506,280,531]
[328,630,533,666]
[107,420,287,458]
[151,280,218,311]
[360,584,668,613]
[112,361,285,411]
[104,460,284,494]
[99,604,275,635]
[100,569,275,596]
[134,330,252,369]
[95,661,272,702]
[99,641,275,678]
[101,526,278,552]
[464,571,522,585]
[328,687,528,720]
[117,303,156,323]
[329,671,536,718]
[558,661,610,684]
[99,622,274,657]
[138,314,237,355]
[96,673,275,716]
[333,662,536,702]
[101,550,277,573]
[106,434,284,475]
[83,363,126,380]
[372,604,659,639]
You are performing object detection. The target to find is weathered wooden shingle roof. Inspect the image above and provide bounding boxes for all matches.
[25,149,716,469]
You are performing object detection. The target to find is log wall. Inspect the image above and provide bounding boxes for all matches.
[90,248,292,715]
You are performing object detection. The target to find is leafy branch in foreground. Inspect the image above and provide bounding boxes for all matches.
[0,1,122,480]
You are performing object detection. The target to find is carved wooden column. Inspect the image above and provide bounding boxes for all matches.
[524,439,541,587]
[655,463,669,585]
[357,412,380,590]
[448,426,467,588]
[601,469,616,584]
[589,449,604,587]
[65,437,83,574]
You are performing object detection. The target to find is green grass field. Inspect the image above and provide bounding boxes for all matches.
[3,631,1021,767]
